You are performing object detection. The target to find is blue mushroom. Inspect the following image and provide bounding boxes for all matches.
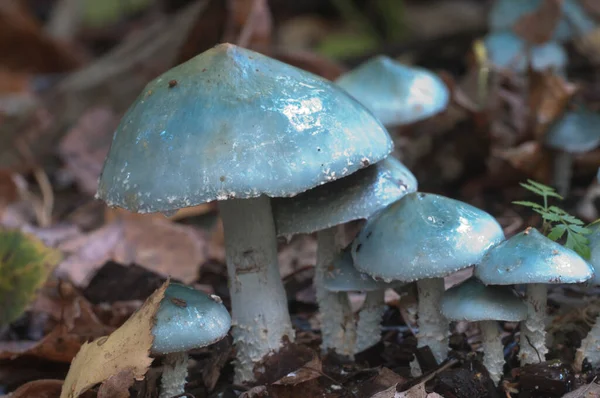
[96,43,393,382]
[351,192,504,363]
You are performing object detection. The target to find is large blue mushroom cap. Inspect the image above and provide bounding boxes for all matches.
[335,56,449,127]
[350,192,505,282]
[273,157,417,236]
[152,283,231,354]
[587,222,600,285]
[441,278,527,322]
[544,109,600,153]
[97,43,393,213]
[484,31,567,73]
[475,228,594,285]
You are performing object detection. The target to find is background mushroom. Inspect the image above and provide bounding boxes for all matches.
[273,156,416,356]
[350,192,504,363]
[475,227,594,365]
[441,277,527,385]
[97,43,393,382]
[151,283,230,398]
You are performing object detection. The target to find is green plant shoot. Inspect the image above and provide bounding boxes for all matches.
[513,179,592,259]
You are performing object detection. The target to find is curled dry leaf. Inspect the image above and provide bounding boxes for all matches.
[60,280,168,398]
[97,369,135,398]
[512,0,562,45]
[9,379,95,398]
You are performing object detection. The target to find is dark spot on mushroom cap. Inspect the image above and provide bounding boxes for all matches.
[170,297,187,308]
[356,243,362,252]
[362,159,370,167]
[366,231,372,239]
[317,147,321,152]
[417,193,426,199]
[220,176,226,182]
[202,68,207,72]
[168,80,178,88]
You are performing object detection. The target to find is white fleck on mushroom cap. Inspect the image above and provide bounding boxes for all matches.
[151,283,231,355]
[351,192,505,282]
[97,44,393,213]
[475,228,594,285]
[335,55,449,127]
[273,157,417,236]
[441,277,527,322]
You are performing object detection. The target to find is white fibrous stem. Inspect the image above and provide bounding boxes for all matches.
[480,320,505,386]
[355,289,386,353]
[219,196,295,383]
[416,278,449,364]
[520,283,548,365]
[553,151,573,197]
[316,227,356,357]
[159,352,188,398]
[574,314,600,372]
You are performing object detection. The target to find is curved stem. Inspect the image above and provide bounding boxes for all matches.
[575,313,600,372]
[416,278,448,364]
[520,283,548,365]
[316,227,356,357]
[355,289,385,353]
[553,151,573,197]
[219,196,294,383]
[480,320,504,386]
[159,352,188,398]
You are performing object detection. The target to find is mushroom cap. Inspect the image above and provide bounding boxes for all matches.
[151,283,231,355]
[483,31,567,73]
[335,56,449,127]
[273,157,417,236]
[544,110,600,153]
[441,278,527,322]
[587,222,600,285]
[351,192,505,282]
[323,248,402,292]
[97,43,393,213]
[475,228,594,285]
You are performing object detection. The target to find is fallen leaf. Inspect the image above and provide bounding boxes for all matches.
[562,381,600,397]
[60,280,168,398]
[9,379,95,398]
[272,354,322,386]
[0,325,85,363]
[357,367,407,398]
[0,228,62,326]
[58,107,118,196]
[493,141,550,180]
[513,0,562,44]
[371,382,443,398]
[254,341,318,385]
[97,369,135,398]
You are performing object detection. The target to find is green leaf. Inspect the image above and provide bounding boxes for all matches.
[512,201,544,209]
[569,225,592,235]
[548,225,567,241]
[519,182,546,197]
[0,229,62,326]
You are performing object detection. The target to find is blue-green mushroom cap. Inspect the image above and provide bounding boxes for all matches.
[335,56,449,127]
[441,278,527,322]
[351,192,505,282]
[273,157,417,236]
[475,228,594,285]
[323,248,402,292]
[587,222,600,285]
[484,31,567,73]
[152,283,231,354]
[544,109,600,153]
[97,43,393,213]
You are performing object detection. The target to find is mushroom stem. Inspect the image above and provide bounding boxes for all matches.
[553,151,573,197]
[355,289,386,353]
[316,227,356,357]
[219,196,295,383]
[480,320,505,386]
[520,283,548,365]
[159,352,188,398]
[574,313,600,372]
[416,278,449,363]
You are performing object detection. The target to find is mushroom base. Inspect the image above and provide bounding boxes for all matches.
[219,196,295,383]
[480,320,504,386]
[520,283,548,365]
[575,313,600,372]
[553,151,573,197]
[159,352,188,398]
[417,278,449,363]
[316,227,356,357]
[355,289,385,353]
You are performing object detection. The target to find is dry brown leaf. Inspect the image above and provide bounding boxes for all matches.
[494,141,549,179]
[58,107,119,196]
[60,280,168,398]
[272,354,322,386]
[371,382,443,398]
[513,0,562,44]
[9,379,95,398]
[562,381,600,397]
[58,217,212,285]
[97,369,135,398]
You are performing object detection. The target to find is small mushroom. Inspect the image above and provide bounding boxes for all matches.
[152,283,231,398]
[335,56,449,127]
[273,157,417,356]
[97,43,393,382]
[441,277,527,385]
[483,30,567,74]
[544,109,600,196]
[475,227,594,365]
[350,192,505,363]
[323,248,403,353]
[574,222,600,371]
